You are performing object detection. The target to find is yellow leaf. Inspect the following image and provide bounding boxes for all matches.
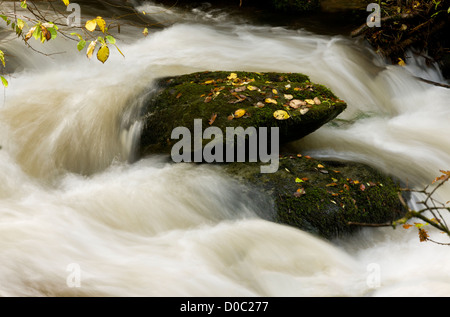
[273,110,290,120]
[227,73,237,80]
[234,109,246,118]
[398,58,406,66]
[86,40,97,59]
[247,85,258,91]
[272,89,278,94]
[317,164,324,168]
[85,19,97,32]
[305,99,315,105]
[97,44,110,64]
[143,28,149,36]
[96,17,106,33]
[265,98,277,105]
[62,0,70,6]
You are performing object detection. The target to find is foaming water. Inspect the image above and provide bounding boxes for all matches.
[0,1,449,296]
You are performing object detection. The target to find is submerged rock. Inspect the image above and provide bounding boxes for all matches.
[139,71,346,158]
[224,154,408,239]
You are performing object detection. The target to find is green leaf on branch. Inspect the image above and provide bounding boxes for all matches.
[32,25,41,41]
[17,19,25,30]
[77,40,86,51]
[1,76,8,88]
[105,35,116,44]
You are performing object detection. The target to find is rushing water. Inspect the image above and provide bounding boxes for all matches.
[0,1,449,297]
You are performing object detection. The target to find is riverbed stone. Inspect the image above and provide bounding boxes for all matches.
[139,71,346,157]
[223,154,408,239]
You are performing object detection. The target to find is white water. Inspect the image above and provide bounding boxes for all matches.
[0,1,449,297]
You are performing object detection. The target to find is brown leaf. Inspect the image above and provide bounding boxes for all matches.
[209,113,217,125]
[176,93,182,99]
[293,188,306,197]
[418,228,429,242]
[41,26,51,41]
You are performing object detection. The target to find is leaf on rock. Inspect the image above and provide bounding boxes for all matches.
[294,188,306,197]
[299,108,309,115]
[273,110,290,120]
[289,99,305,109]
[227,73,237,80]
[234,109,246,118]
[209,113,217,125]
[265,98,277,105]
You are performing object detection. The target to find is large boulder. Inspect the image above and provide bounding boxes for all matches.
[224,154,408,239]
[139,71,346,158]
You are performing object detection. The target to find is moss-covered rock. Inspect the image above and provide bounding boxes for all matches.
[139,71,346,157]
[224,154,408,239]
